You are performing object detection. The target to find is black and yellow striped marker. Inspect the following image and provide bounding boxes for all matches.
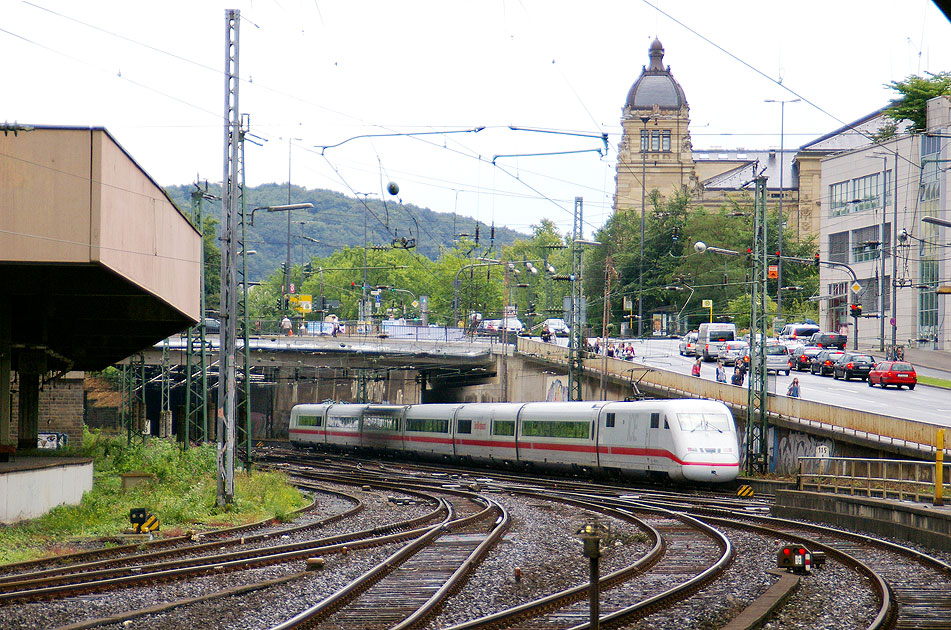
[736,485,755,498]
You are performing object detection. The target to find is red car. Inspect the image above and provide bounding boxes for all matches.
[868,361,917,390]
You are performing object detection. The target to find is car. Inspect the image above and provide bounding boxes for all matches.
[204,317,221,334]
[719,341,749,367]
[765,343,791,375]
[810,349,846,376]
[868,361,917,389]
[809,332,848,349]
[832,352,877,381]
[679,332,700,356]
[477,319,501,335]
[542,318,570,337]
[789,345,823,372]
[500,317,525,334]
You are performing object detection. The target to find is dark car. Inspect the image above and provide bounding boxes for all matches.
[810,350,845,376]
[204,317,221,334]
[868,361,917,389]
[789,345,822,372]
[832,352,876,381]
[809,332,848,349]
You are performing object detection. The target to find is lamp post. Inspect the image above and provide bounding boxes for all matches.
[639,115,651,337]
[248,203,314,315]
[764,98,800,320]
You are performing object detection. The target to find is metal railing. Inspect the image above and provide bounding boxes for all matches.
[797,455,951,504]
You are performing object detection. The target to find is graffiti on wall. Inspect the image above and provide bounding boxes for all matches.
[769,426,834,475]
[546,378,568,402]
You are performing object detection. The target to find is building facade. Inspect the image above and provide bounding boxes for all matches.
[818,96,951,352]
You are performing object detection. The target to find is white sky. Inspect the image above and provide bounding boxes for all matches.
[3,1,949,239]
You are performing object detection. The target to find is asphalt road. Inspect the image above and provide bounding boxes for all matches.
[631,338,951,427]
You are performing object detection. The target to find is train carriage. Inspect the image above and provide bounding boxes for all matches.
[452,403,522,466]
[288,403,332,448]
[324,403,368,449]
[361,404,405,452]
[516,402,604,471]
[402,403,462,458]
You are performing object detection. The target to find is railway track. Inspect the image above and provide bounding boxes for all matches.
[273,493,507,630]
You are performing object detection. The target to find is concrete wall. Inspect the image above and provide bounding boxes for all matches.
[0,460,93,524]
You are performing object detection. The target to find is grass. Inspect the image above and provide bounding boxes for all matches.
[0,428,309,565]
[919,375,951,389]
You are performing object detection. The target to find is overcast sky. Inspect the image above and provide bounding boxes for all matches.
[3,1,949,239]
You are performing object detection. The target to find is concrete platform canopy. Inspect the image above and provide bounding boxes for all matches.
[0,125,201,449]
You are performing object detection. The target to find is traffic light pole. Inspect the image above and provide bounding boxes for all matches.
[792,254,860,351]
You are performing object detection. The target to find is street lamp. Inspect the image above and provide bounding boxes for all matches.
[765,98,800,319]
[639,115,652,337]
[249,203,314,315]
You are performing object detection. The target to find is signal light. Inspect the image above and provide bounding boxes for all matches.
[814,253,821,267]
[850,303,863,318]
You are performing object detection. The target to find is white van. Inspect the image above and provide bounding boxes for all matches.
[779,323,820,342]
[698,322,737,361]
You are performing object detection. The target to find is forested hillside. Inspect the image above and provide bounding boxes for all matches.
[164,183,526,282]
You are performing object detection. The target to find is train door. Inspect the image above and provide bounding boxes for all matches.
[645,410,663,472]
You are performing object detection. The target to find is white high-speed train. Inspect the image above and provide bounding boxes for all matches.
[288,399,740,483]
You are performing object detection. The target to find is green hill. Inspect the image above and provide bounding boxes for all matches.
[164,183,526,282]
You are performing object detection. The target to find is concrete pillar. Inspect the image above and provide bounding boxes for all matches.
[17,372,39,450]
[0,305,11,453]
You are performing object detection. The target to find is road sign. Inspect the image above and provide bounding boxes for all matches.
[623,296,633,310]
[411,300,419,309]
[850,281,862,294]
[298,294,312,312]
[702,299,713,308]
[768,265,778,279]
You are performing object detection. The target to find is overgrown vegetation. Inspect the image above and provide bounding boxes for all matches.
[0,428,308,565]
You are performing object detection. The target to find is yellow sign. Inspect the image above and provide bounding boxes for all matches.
[289,295,313,312]
[737,485,754,498]
[701,299,712,308]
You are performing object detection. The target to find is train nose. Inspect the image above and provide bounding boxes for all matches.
[681,453,740,482]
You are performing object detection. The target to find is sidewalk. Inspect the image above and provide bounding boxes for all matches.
[856,342,951,377]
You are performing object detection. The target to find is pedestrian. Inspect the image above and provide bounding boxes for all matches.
[787,378,801,398]
[299,321,307,336]
[691,357,702,377]
[281,315,292,336]
[731,366,744,386]
[541,324,552,343]
[715,361,726,383]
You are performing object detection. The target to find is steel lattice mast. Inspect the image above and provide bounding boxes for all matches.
[218,8,240,506]
[746,175,769,474]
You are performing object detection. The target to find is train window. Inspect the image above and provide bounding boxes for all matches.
[364,414,400,431]
[328,415,358,427]
[457,419,472,434]
[406,418,450,433]
[650,413,660,428]
[678,413,732,432]
[522,420,589,439]
[297,415,322,427]
[493,420,516,436]
[605,413,615,428]
[664,416,670,429]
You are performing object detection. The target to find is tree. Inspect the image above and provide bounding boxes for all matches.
[883,71,951,132]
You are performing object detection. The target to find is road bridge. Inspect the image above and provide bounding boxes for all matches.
[119,331,947,474]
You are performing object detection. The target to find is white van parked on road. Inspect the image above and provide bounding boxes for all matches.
[698,322,737,361]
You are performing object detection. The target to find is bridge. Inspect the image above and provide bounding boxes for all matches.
[115,328,949,474]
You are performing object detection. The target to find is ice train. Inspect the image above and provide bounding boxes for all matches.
[288,399,740,483]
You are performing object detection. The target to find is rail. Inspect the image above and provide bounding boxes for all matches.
[796,456,951,504]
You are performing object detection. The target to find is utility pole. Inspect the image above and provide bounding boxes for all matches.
[568,197,584,402]
[879,156,888,352]
[746,175,769,475]
[600,256,615,400]
[185,185,212,447]
[217,8,240,506]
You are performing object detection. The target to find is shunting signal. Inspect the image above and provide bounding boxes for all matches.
[129,508,160,534]
[736,484,755,498]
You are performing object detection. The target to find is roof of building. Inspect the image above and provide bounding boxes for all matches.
[625,38,687,110]
[797,108,897,153]
[694,148,798,190]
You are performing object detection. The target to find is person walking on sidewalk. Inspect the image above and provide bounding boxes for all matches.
[787,378,801,398]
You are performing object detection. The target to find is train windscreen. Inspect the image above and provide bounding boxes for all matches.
[677,413,732,433]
